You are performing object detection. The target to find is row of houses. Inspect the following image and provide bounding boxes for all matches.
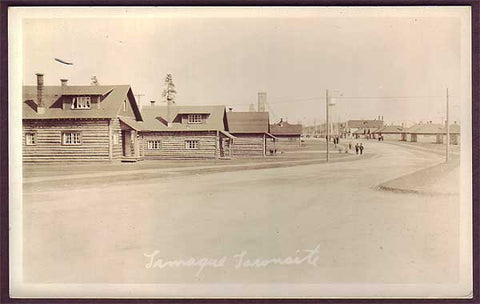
[22,74,302,163]
[346,119,460,144]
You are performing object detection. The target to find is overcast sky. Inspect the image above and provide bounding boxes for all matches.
[21,7,469,126]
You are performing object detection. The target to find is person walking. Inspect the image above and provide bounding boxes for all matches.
[355,143,359,155]
[359,143,364,155]
[348,142,352,150]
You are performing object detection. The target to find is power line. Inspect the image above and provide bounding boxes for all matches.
[227,95,461,107]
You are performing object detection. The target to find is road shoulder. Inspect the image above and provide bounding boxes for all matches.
[377,158,460,196]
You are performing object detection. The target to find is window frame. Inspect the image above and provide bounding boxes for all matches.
[185,140,199,150]
[187,114,203,124]
[147,140,161,150]
[71,96,92,110]
[25,132,37,146]
[61,131,82,146]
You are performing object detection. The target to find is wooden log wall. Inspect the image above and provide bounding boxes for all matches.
[140,131,219,159]
[111,118,123,159]
[23,119,111,162]
[231,134,265,157]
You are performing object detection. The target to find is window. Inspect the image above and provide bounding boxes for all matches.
[71,96,91,109]
[147,140,161,150]
[113,133,119,145]
[123,100,127,112]
[25,132,36,145]
[185,140,199,150]
[62,132,81,145]
[187,114,203,123]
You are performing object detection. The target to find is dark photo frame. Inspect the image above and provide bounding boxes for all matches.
[1,1,478,303]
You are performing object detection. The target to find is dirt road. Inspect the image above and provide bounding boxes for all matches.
[22,140,460,287]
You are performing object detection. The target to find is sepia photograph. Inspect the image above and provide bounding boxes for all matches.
[7,6,473,299]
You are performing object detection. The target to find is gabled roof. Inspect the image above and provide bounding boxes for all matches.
[406,123,444,134]
[61,86,113,95]
[137,105,227,132]
[373,125,405,134]
[226,112,270,134]
[270,121,302,136]
[347,120,384,129]
[23,85,142,121]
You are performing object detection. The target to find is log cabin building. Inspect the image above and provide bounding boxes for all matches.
[120,103,235,159]
[23,74,143,162]
[270,119,303,149]
[226,112,276,157]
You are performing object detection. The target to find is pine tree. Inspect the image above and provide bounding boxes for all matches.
[162,74,177,105]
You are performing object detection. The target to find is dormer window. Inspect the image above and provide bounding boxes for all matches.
[187,114,203,124]
[71,96,91,109]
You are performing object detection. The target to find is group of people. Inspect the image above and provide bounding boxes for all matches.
[347,142,365,155]
[326,135,341,145]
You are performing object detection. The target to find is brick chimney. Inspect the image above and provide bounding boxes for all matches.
[258,92,266,112]
[36,73,45,114]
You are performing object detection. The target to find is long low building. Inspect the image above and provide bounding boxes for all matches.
[120,104,235,160]
[405,122,460,145]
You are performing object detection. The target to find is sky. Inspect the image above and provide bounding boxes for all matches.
[21,7,469,126]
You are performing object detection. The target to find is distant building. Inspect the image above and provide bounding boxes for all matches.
[23,73,143,162]
[346,119,384,138]
[373,125,406,141]
[346,119,384,129]
[226,112,276,157]
[257,92,267,112]
[405,122,445,143]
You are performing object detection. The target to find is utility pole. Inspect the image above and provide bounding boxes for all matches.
[326,89,329,162]
[446,88,450,163]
